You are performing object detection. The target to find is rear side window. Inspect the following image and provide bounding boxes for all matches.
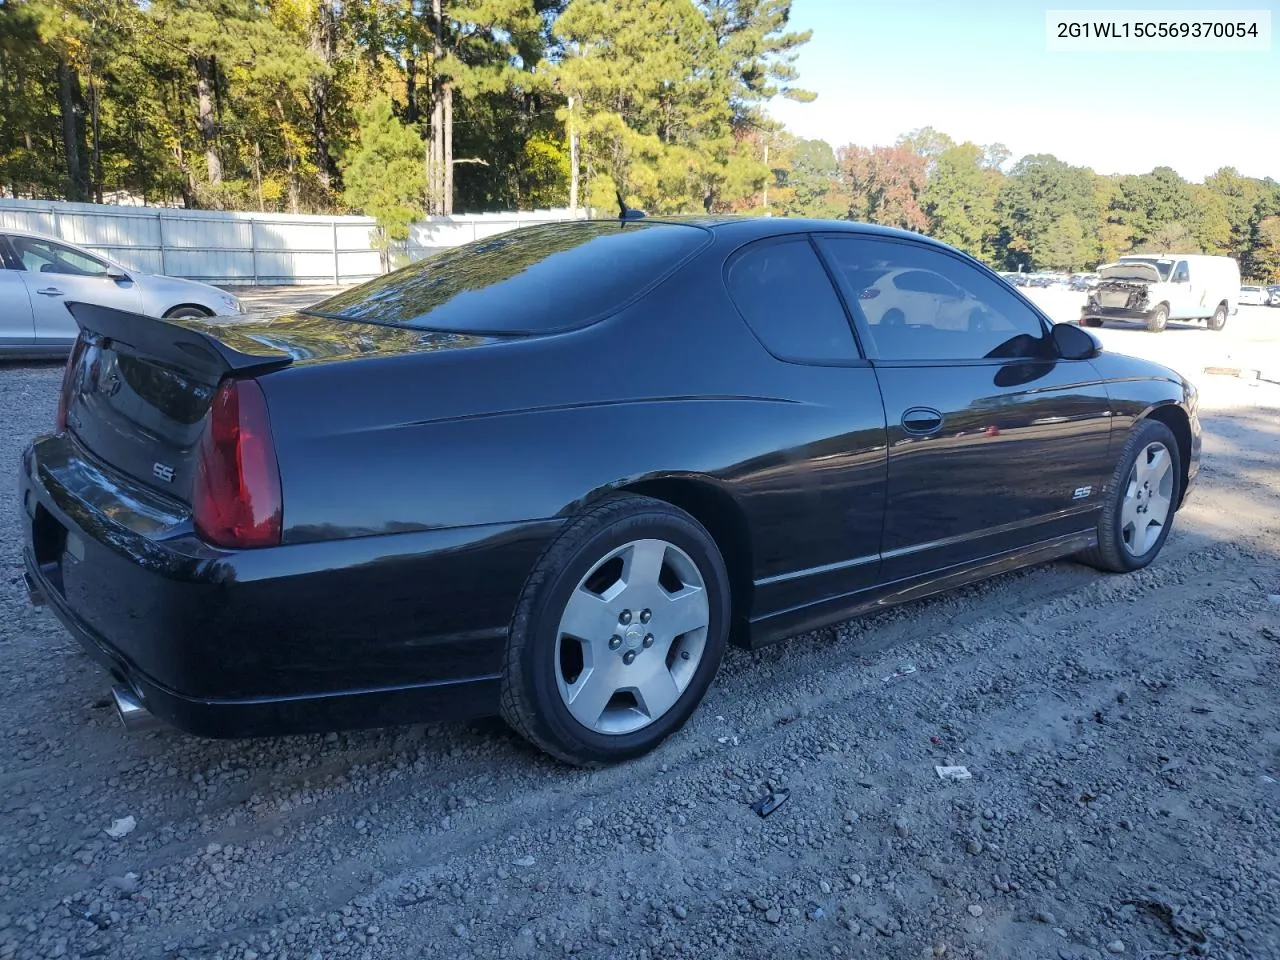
[303,221,709,334]
[725,237,861,363]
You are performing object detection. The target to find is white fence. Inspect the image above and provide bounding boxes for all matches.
[0,199,587,286]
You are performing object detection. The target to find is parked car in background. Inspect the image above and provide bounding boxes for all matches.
[21,215,1200,765]
[1267,285,1280,307]
[1238,285,1269,306]
[0,230,243,358]
[1080,254,1240,332]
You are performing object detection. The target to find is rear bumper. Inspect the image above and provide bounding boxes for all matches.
[20,433,563,738]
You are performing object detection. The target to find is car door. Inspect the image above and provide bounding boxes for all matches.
[0,236,36,346]
[1169,259,1194,318]
[815,234,1114,583]
[8,235,140,346]
[721,234,888,620]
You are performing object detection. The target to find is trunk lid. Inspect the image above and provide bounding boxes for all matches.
[62,303,499,501]
[63,303,294,502]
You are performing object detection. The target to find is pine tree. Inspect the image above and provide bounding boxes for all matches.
[341,96,427,270]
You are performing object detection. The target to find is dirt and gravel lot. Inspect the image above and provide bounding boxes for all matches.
[1,300,1278,960]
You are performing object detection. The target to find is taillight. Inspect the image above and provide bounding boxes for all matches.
[192,378,283,548]
[55,336,89,434]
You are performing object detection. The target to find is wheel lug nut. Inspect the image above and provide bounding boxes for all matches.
[642,634,654,648]
[609,635,621,650]
[623,651,636,665]
[640,609,651,623]
[619,610,632,625]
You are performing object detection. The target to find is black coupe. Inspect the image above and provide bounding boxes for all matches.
[20,216,1201,765]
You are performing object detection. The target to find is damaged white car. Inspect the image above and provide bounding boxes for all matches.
[1080,254,1240,333]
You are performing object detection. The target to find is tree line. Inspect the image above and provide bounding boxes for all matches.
[0,0,810,216]
[772,129,1280,281]
[2,0,1277,280]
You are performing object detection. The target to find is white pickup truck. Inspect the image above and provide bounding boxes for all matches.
[1080,254,1240,333]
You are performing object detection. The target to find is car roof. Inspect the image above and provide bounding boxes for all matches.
[642,214,949,248]
[4,228,72,242]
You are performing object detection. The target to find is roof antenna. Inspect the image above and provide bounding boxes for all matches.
[616,189,646,222]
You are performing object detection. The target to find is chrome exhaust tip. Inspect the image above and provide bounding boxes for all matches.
[111,685,160,732]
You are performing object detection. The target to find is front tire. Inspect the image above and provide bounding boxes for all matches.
[1207,302,1227,331]
[500,494,731,767]
[1078,419,1181,573]
[164,305,212,320]
[1146,303,1170,333]
[1081,317,1103,328]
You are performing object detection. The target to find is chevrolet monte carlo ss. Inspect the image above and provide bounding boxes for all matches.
[20,216,1201,766]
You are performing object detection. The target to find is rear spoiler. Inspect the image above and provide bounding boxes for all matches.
[67,302,294,381]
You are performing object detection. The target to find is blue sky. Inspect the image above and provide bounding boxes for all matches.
[766,0,1278,181]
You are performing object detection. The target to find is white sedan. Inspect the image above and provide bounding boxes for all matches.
[1238,285,1268,306]
[0,230,243,359]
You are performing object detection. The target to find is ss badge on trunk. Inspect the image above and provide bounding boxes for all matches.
[153,462,176,483]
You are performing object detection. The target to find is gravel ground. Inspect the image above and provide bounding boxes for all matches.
[2,321,1279,960]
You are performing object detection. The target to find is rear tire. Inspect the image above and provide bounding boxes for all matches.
[1077,418,1181,574]
[500,494,731,767]
[1146,303,1169,333]
[1207,302,1227,331]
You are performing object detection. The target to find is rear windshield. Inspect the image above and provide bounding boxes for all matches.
[304,220,709,334]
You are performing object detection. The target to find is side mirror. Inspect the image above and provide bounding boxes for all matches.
[106,265,130,282]
[1052,322,1101,360]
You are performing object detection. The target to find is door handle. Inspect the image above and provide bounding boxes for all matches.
[36,287,65,296]
[901,407,944,436]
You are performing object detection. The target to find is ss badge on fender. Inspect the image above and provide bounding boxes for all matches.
[1072,485,1093,500]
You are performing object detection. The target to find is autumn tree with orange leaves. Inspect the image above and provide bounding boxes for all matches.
[835,145,927,231]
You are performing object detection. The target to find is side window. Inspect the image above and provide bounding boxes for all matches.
[817,236,1050,362]
[1171,261,1189,283]
[725,237,860,364]
[0,236,19,270]
[10,237,109,277]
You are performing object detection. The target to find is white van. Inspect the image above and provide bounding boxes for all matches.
[1080,254,1240,332]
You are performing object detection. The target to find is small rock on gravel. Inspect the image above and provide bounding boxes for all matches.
[967,905,984,918]
[1107,940,1125,954]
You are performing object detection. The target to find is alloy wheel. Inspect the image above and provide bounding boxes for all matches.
[1120,441,1174,556]
[554,539,709,735]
